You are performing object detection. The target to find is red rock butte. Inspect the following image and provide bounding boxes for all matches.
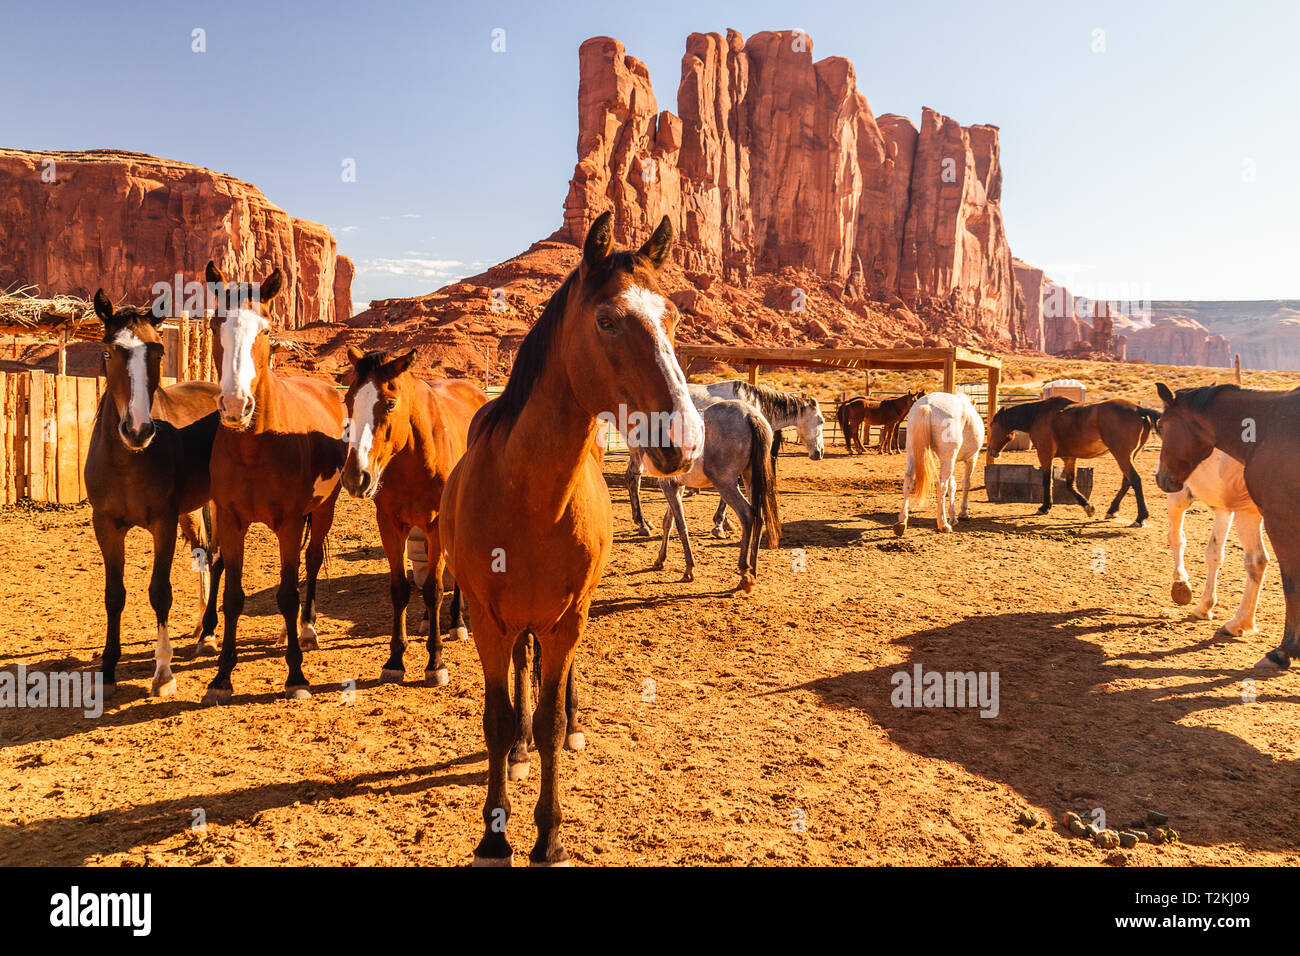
[0,148,351,331]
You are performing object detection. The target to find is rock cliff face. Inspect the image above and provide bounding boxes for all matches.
[0,148,348,330]
[556,31,1024,346]
[1122,315,1231,368]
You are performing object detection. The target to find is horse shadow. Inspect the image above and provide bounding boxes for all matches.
[779,607,1300,853]
[0,754,487,866]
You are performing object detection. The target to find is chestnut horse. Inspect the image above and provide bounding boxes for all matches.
[341,346,486,684]
[441,213,703,865]
[85,292,222,696]
[1155,382,1300,669]
[988,397,1160,526]
[837,391,920,455]
[203,262,346,703]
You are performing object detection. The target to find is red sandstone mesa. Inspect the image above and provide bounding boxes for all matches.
[0,148,349,330]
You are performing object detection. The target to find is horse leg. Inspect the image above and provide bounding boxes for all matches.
[1259,534,1300,670]
[275,517,311,699]
[652,498,673,572]
[177,509,212,648]
[529,611,585,866]
[1127,461,1150,527]
[146,517,179,698]
[298,489,338,651]
[1105,474,1131,520]
[895,455,914,536]
[471,610,517,866]
[92,513,127,695]
[1167,488,1195,605]
[936,457,955,533]
[1035,448,1055,515]
[448,583,470,641]
[1192,508,1233,621]
[378,518,411,683]
[957,455,974,521]
[508,631,534,781]
[204,512,246,705]
[1222,511,1268,638]
[712,496,729,538]
[1060,458,1095,518]
[715,475,755,590]
[626,451,650,536]
[668,482,694,582]
[421,524,449,685]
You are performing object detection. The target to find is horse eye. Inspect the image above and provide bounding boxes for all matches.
[102,350,111,360]
[597,315,617,332]
[385,400,397,411]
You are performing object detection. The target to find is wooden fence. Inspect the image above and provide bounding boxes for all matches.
[0,316,216,506]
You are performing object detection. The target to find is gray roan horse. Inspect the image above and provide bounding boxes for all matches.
[649,397,781,591]
[626,380,822,536]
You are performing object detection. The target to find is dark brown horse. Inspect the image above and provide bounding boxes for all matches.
[988,397,1160,526]
[341,346,486,684]
[1154,382,1300,669]
[837,391,920,454]
[203,261,346,703]
[440,212,702,866]
[85,292,223,696]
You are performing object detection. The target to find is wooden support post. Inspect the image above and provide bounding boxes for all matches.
[27,371,45,502]
[56,375,78,503]
[942,350,956,394]
[864,365,871,399]
[987,364,1000,431]
[178,312,190,383]
[0,371,7,506]
[1234,353,1242,384]
[76,376,96,501]
[748,362,758,385]
[57,328,68,377]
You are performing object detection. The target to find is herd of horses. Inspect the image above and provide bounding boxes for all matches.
[78,213,1299,864]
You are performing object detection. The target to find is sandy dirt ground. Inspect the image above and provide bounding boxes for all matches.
[1,437,1298,867]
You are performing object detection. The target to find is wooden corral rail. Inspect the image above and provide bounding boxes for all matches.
[676,344,1004,426]
[0,316,217,506]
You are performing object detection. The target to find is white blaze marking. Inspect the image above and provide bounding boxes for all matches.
[349,381,378,469]
[220,308,268,408]
[115,329,152,428]
[618,286,704,456]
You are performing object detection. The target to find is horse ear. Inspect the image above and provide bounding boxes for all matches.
[205,261,227,287]
[93,289,115,322]
[583,211,615,270]
[637,215,674,269]
[346,345,366,365]
[260,268,285,302]
[387,347,417,376]
[1156,382,1176,405]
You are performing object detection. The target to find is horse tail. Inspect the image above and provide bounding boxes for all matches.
[906,405,935,505]
[748,412,781,548]
[1136,406,1161,453]
[300,514,312,554]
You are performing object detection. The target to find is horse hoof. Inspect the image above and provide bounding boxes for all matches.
[298,624,320,652]
[101,682,118,700]
[472,854,513,867]
[379,668,405,684]
[411,618,429,637]
[892,523,906,537]
[634,525,651,537]
[529,858,572,867]
[277,623,288,646]
[1213,626,1239,640]
[285,686,312,700]
[681,570,694,583]
[1084,505,1096,518]
[1257,652,1290,670]
[1170,581,1193,605]
[151,676,177,698]
[565,732,586,751]
[508,761,530,781]
[198,635,218,656]
[425,667,450,687]
[711,528,726,539]
[739,577,755,594]
[451,626,469,642]
[203,686,232,706]
[651,560,665,572]
[1035,506,1050,515]
[1132,520,1146,528]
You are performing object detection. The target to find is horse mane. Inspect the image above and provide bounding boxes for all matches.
[992,400,1043,432]
[472,251,638,442]
[353,350,409,384]
[1182,383,1241,413]
[732,381,817,420]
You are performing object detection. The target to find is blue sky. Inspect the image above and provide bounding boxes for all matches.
[2,0,1296,306]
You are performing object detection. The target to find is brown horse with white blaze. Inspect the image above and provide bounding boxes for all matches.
[85,292,222,696]
[341,346,487,684]
[988,396,1160,526]
[203,261,346,703]
[440,212,703,866]
[1154,382,1300,669]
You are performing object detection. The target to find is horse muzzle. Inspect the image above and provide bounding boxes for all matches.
[118,419,156,452]
[342,464,379,499]
[1155,469,1184,494]
[644,446,696,477]
[218,393,255,429]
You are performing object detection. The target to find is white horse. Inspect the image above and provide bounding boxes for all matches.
[1167,448,1269,637]
[894,391,984,536]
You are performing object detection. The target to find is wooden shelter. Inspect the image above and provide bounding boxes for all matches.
[674,344,1004,424]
